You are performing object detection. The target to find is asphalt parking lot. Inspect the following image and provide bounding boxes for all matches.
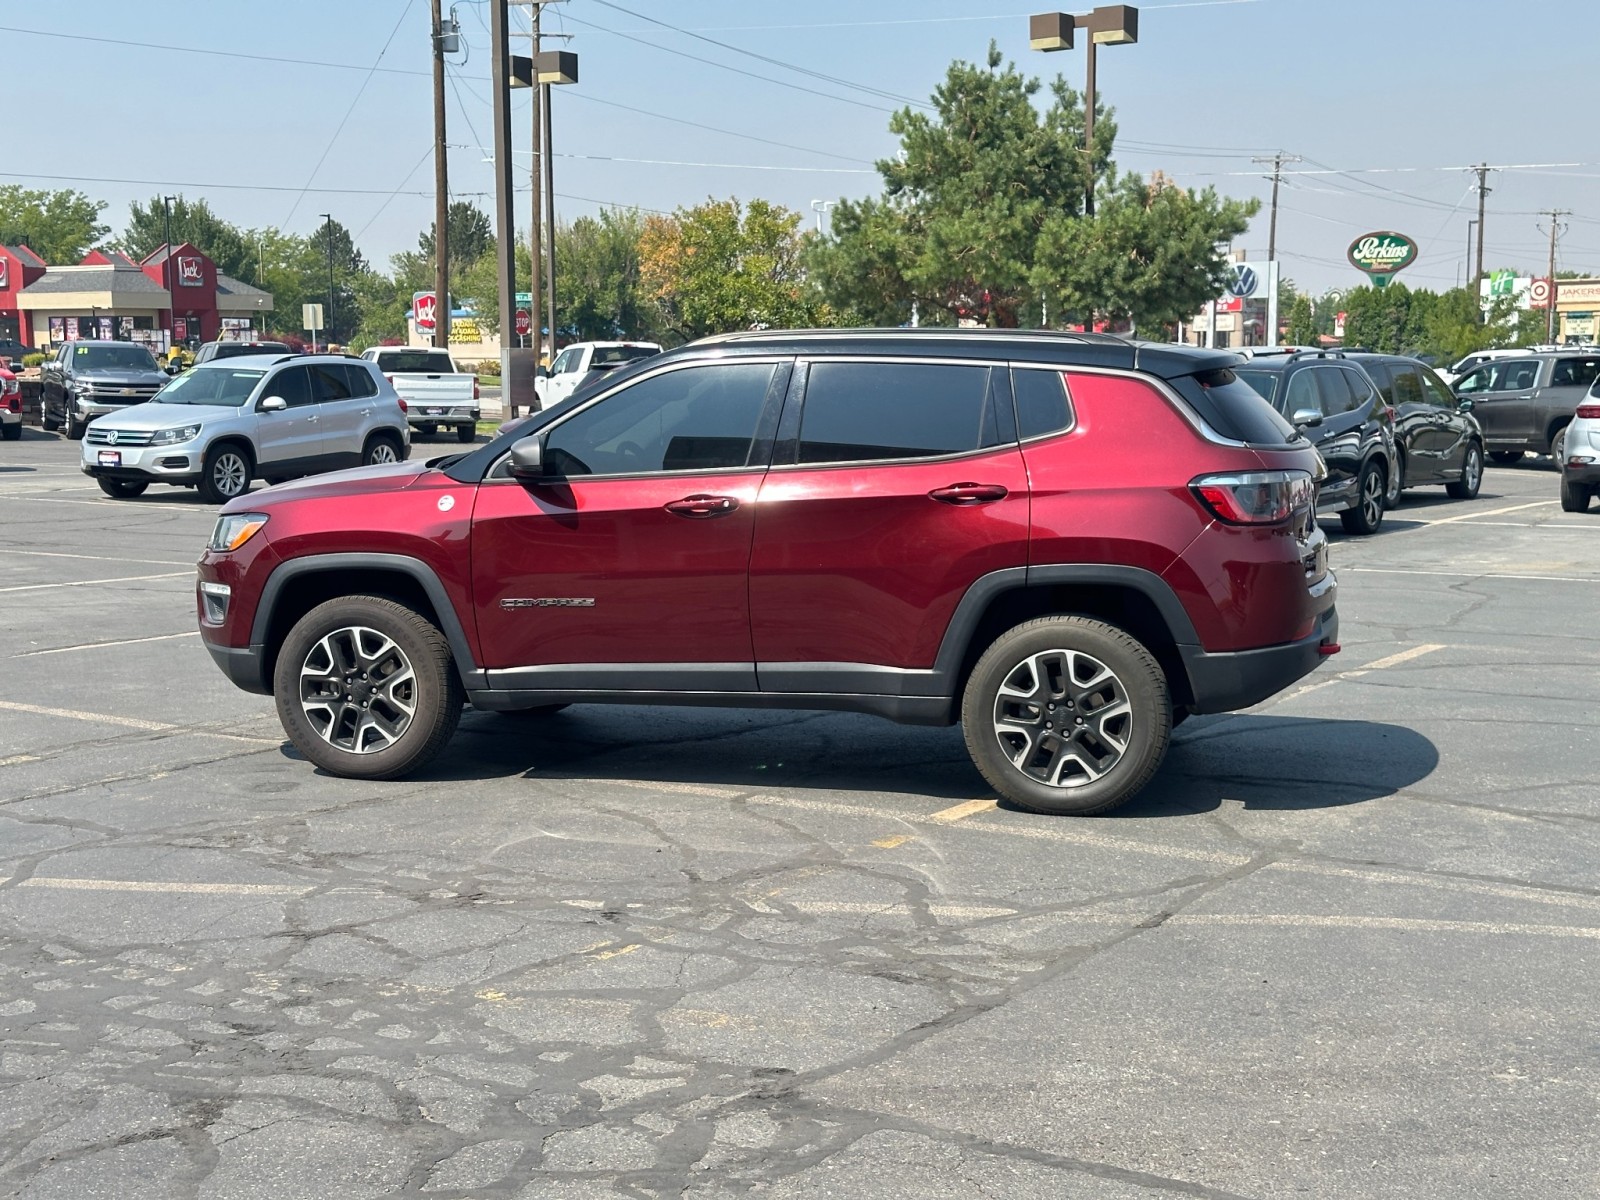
[2,426,1598,1199]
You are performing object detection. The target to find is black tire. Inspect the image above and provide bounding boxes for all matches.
[962,616,1170,816]
[97,478,148,498]
[1489,450,1524,465]
[197,442,252,505]
[363,434,403,467]
[1560,476,1592,514]
[1548,424,1569,465]
[1384,450,1405,507]
[64,411,86,440]
[41,401,61,432]
[456,423,477,443]
[0,421,19,441]
[273,595,463,780]
[418,423,438,437]
[1446,443,1484,500]
[1339,459,1386,535]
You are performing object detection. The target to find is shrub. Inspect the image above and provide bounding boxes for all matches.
[22,353,46,369]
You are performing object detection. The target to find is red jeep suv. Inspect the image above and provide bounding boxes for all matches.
[198,330,1337,816]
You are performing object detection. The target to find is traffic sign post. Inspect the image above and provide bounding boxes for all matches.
[514,309,531,343]
[302,302,324,353]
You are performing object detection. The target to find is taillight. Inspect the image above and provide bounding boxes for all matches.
[473,379,481,401]
[397,398,408,413]
[1191,470,1315,525]
[1576,405,1600,419]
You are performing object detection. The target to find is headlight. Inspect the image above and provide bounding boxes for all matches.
[207,512,269,552]
[75,381,95,394]
[151,424,201,445]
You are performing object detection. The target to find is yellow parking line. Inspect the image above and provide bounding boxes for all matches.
[1349,643,1448,674]
[872,835,911,850]
[929,799,998,823]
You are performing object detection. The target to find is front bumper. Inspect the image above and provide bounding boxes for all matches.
[1180,580,1339,714]
[204,639,270,694]
[81,437,204,483]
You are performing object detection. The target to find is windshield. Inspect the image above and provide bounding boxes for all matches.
[1234,370,1279,403]
[375,350,456,373]
[75,344,159,372]
[155,368,265,407]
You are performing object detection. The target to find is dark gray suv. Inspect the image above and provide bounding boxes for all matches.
[1452,351,1600,464]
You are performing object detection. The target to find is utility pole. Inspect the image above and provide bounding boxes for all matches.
[542,76,556,371]
[1470,163,1492,291]
[1251,151,1301,262]
[430,0,451,348]
[1542,209,1571,344]
[488,0,518,403]
[527,1,544,378]
[321,213,335,351]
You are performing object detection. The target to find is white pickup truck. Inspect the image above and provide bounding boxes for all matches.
[360,347,480,442]
[540,341,663,407]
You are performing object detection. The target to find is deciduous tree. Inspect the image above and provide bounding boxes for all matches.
[0,186,108,263]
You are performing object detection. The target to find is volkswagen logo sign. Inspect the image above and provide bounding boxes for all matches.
[1226,264,1259,299]
[107,430,119,445]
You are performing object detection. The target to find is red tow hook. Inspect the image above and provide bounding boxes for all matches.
[1318,642,1342,657]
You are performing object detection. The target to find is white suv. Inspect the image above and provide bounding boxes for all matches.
[80,354,410,503]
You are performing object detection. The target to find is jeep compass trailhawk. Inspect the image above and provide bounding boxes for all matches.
[197,330,1339,816]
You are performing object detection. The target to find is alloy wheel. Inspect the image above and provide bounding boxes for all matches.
[1464,448,1482,492]
[992,648,1133,787]
[298,626,417,754]
[212,451,248,498]
[1361,468,1383,528]
[368,441,398,465]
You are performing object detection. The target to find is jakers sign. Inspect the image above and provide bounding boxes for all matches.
[1348,232,1418,288]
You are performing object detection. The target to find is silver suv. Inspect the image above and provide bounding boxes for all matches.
[80,354,410,503]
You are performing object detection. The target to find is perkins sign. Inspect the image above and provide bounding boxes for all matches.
[1347,232,1418,288]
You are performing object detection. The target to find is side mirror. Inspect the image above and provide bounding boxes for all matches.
[1457,398,1475,413]
[259,396,288,412]
[1290,407,1323,429]
[508,433,550,481]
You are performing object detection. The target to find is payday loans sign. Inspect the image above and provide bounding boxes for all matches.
[1347,231,1418,288]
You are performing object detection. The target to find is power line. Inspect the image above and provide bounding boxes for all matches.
[351,144,438,243]
[0,170,447,198]
[564,93,874,165]
[597,0,1267,33]
[455,145,873,174]
[282,0,417,229]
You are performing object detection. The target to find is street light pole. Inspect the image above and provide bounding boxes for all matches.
[1029,6,1139,220]
[321,213,335,352]
[161,195,175,353]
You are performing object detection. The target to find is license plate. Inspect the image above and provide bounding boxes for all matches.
[98,450,121,467]
[424,407,444,416]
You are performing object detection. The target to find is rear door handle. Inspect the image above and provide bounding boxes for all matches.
[929,483,1009,505]
[665,494,740,518]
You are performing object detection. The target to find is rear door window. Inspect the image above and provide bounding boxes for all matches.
[1362,361,1395,403]
[1501,360,1541,391]
[1388,364,1426,407]
[797,361,1000,464]
[310,364,354,403]
[268,366,314,408]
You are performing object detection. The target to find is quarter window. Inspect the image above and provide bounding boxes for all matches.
[1388,365,1425,407]
[1011,367,1074,439]
[797,362,999,464]
[339,364,379,399]
[543,362,776,476]
[1338,366,1378,410]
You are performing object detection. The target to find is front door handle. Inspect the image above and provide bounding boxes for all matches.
[929,483,1009,505]
[665,494,740,518]
[306,414,319,423]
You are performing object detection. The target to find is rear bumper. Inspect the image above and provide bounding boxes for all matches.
[1181,586,1339,714]
[407,408,479,426]
[1561,459,1600,487]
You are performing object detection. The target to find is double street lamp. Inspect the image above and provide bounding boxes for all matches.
[1029,5,1139,218]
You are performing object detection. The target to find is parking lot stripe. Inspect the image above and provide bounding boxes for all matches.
[17,631,201,657]
[4,877,307,896]
[930,798,999,822]
[0,699,177,732]
[5,550,198,567]
[1343,566,1595,584]
[0,571,192,594]
[0,755,41,768]
[1171,913,1600,940]
[1409,500,1557,527]
[1349,643,1448,674]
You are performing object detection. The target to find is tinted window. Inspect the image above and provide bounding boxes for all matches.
[1171,369,1300,446]
[75,344,159,371]
[309,364,354,403]
[341,364,379,398]
[1419,369,1457,408]
[1284,368,1327,417]
[591,345,660,367]
[550,348,582,375]
[798,362,996,464]
[1362,361,1395,403]
[1388,364,1425,407]
[268,366,314,408]
[1235,370,1278,403]
[374,350,456,373]
[544,362,775,476]
[1339,367,1378,410]
[1551,357,1600,388]
[1011,367,1074,439]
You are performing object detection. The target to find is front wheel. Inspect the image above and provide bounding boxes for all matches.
[1339,460,1386,535]
[456,423,477,444]
[1446,443,1484,500]
[97,478,148,499]
[273,595,463,779]
[962,616,1170,816]
[1560,476,1592,514]
[64,409,86,440]
[198,444,252,504]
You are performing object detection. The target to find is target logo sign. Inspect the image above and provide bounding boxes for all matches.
[1529,278,1553,309]
[413,291,438,331]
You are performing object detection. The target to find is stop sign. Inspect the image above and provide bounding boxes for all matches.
[514,309,531,337]
[413,292,437,331]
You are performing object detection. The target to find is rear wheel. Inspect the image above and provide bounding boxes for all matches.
[1339,460,1386,535]
[363,435,401,467]
[417,422,438,437]
[198,443,252,504]
[1446,443,1484,500]
[962,616,1170,816]
[1560,476,1592,513]
[456,423,476,443]
[1490,450,1524,465]
[97,478,148,499]
[274,595,463,779]
[1384,451,1405,507]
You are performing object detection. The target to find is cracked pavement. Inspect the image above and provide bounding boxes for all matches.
[2,432,1598,1198]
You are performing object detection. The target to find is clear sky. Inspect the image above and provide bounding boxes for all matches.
[10,0,1597,296]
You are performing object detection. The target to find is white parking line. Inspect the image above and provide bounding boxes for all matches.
[1408,500,1558,527]
[1265,643,1448,705]
[1171,912,1600,940]
[1343,566,1595,584]
[0,571,192,593]
[16,631,201,657]
[0,699,278,745]
[4,550,197,567]
[1,877,307,897]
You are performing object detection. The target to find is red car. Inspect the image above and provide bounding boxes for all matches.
[198,330,1338,816]
[0,360,21,440]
